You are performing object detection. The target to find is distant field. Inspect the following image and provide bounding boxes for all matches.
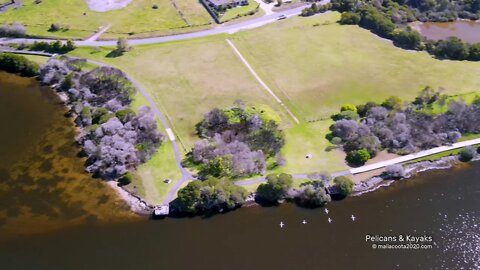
[0,0,211,39]
[231,12,480,122]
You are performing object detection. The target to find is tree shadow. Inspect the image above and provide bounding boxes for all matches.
[106,49,124,58]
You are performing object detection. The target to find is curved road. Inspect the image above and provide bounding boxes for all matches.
[0,4,310,46]
[0,49,192,204]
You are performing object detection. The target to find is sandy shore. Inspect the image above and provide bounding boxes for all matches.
[106,181,153,215]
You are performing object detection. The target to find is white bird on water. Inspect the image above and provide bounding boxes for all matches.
[328,217,332,223]
[280,221,285,228]
[302,220,307,225]
[351,215,356,221]
[324,208,329,214]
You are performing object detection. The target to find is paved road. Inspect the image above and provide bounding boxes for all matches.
[0,49,193,205]
[0,2,323,47]
[235,138,480,186]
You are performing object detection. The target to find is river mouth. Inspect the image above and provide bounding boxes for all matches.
[0,71,136,239]
[413,20,480,44]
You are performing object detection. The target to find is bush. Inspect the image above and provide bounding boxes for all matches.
[294,181,331,207]
[0,53,39,77]
[333,176,354,196]
[459,146,476,162]
[49,23,61,32]
[392,28,422,50]
[346,148,370,166]
[256,173,293,204]
[174,178,248,214]
[118,172,133,186]
[0,23,26,37]
[383,164,406,179]
[339,12,361,24]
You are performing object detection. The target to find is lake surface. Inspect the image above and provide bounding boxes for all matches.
[415,21,480,43]
[0,71,136,238]
[0,72,479,269]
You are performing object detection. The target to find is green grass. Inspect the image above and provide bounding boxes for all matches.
[271,120,348,175]
[68,36,292,151]
[66,12,480,202]
[0,0,211,39]
[231,12,480,122]
[22,55,49,65]
[220,2,259,22]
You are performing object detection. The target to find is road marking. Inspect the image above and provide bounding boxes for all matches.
[165,128,176,141]
[225,39,300,124]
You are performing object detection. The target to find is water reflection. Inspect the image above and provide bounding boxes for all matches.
[415,21,480,44]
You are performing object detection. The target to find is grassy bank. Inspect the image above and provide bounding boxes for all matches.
[0,0,211,39]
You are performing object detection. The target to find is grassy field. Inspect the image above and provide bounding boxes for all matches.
[66,11,480,203]
[231,12,480,122]
[221,2,259,22]
[0,0,211,39]
[69,36,292,151]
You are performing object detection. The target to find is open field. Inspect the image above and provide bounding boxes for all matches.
[69,35,292,151]
[66,11,480,202]
[231,12,480,122]
[0,0,211,39]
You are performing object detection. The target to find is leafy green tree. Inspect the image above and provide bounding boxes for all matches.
[459,146,476,162]
[341,104,357,112]
[392,28,422,50]
[346,148,370,165]
[0,53,39,77]
[256,173,293,204]
[333,176,354,196]
[117,37,129,53]
[295,181,331,207]
[174,178,248,214]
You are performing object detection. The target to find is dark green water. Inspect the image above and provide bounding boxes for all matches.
[0,72,479,269]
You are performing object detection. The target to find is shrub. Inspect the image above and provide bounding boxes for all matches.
[333,176,354,196]
[346,148,370,166]
[339,12,361,24]
[49,23,61,32]
[118,172,133,186]
[256,173,293,204]
[0,53,39,77]
[383,164,406,179]
[459,146,476,162]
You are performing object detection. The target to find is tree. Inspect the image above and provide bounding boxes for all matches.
[383,164,406,179]
[9,22,26,37]
[294,181,331,207]
[333,176,354,196]
[346,148,370,166]
[277,0,282,6]
[434,37,470,60]
[174,178,248,214]
[459,146,476,162]
[382,96,403,110]
[256,173,293,204]
[341,104,357,112]
[392,28,422,50]
[116,37,130,53]
[0,53,39,77]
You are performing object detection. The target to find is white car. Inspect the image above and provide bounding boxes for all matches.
[278,14,287,20]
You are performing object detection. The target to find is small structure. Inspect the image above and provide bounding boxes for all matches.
[206,0,248,10]
[153,205,169,216]
[305,153,313,159]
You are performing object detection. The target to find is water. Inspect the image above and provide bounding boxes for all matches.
[0,71,136,238]
[415,21,480,44]
[0,72,479,269]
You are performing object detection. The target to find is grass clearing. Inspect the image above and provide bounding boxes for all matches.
[220,2,260,22]
[231,12,480,122]
[69,36,292,151]
[0,0,211,39]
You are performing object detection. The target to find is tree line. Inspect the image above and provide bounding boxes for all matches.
[301,0,480,61]
[0,53,39,77]
[329,88,480,166]
[39,58,164,180]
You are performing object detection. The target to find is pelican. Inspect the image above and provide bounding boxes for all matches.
[328,217,332,223]
[280,221,285,228]
[324,208,329,214]
[351,214,356,221]
[302,220,307,225]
